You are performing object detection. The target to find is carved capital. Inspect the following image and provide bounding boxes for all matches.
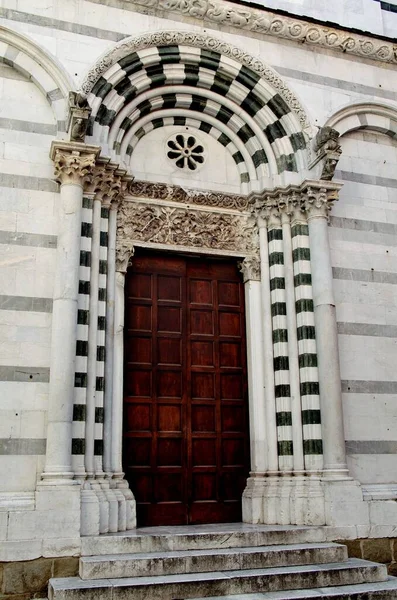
[85,161,134,207]
[50,142,100,186]
[303,187,332,220]
[239,255,260,282]
[116,240,134,273]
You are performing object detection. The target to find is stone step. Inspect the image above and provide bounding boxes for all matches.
[81,524,327,556]
[79,542,348,580]
[49,559,387,600]
[192,577,397,599]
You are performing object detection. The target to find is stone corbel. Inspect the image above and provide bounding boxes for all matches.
[308,126,342,182]
[68,91,91,143]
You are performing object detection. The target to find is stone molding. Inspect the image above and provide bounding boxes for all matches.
[101,0,397,68]
[251,180,342,222]
[129,180,249,211]
[50,141,100,186]
[116,200,258,264]
[79,30,310,128]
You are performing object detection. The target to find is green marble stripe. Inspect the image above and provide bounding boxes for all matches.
[271,302,287,317]
[303,439,323,455]
[72,404,86,422]
[71,438,85,455]
[291,223,309,237]
[296,299,314,314]
[270,277,285,291]
[302,409,321,425]
[292,247,310,262]
[278,440,294,456]
[297,325,316,340]
[274,355,289,371]
[95,407,104,423]
[275,384,291,398]
[298,353,318,368]
[276,411,292,426]
[269,252,284,267]
[94,439,103,456]
[301,381,320,396]
[273,328,288,343]
[82,197,93,209]
[268,228,283,242]
[294,273,312,287]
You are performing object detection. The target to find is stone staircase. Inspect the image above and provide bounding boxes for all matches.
[48,524,397,600]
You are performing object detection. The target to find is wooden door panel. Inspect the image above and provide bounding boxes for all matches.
[123,252,249,526]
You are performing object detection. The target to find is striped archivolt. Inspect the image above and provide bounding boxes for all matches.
[258,197,323,474]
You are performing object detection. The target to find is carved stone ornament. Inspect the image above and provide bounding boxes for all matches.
[251,180,342,223]
[129,180,249,211]
[116,240,134,273]
[311,126,343,181]
[238,255,260,282]
[80,3,397,72]
[52,147,98,186]
[79,31,310,127]
[116,202,258,256]
[87,162,133,207]
[68,92,91,143]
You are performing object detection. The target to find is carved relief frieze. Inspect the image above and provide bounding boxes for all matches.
[116,201,258,260]
[128,180,249,211]
[84,3,397,70]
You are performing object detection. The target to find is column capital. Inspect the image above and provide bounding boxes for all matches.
[239,255,260,282]
[50,141,100,186]
[116,240,134,274]
[84,159,134,207]
[250,180,342,223]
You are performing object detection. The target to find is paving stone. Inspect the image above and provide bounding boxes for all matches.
[3,558,52,595]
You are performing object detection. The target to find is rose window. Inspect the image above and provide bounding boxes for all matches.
[167,134,205,170]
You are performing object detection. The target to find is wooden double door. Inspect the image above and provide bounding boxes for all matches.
[123,252,250,526]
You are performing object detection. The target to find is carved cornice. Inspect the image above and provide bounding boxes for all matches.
[128,180,249,211]
[50,141,100,186]
[79,31,309,127]
[99,1,397,68]
[239,255,260,282]
[116,201,258,258]
[252,180,342,223]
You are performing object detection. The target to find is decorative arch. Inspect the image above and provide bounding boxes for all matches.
[80,31,313,192]
[0,25,73,132]
[326,101,397,139]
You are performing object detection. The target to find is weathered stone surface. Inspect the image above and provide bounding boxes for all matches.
[53,558,79,579]
[3,559,52,595]
[362,539,393,564]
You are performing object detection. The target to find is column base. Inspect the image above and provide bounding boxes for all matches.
[243,474,369,528]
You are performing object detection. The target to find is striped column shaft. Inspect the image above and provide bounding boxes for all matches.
[94,205,109,474]
[72,195,93,478]
[268,212,293,471]
[291,210,323,471]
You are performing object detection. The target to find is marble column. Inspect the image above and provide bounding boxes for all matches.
[41,142,99,485]
[305,188,348,478]
[240,256,268,524]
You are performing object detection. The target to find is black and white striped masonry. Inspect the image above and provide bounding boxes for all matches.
[84,44,308,190]
[267,213,294,471]
[291,213,323,470]
[72,195,93,474]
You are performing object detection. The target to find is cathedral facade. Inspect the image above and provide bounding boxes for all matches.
[1,0,397,591]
